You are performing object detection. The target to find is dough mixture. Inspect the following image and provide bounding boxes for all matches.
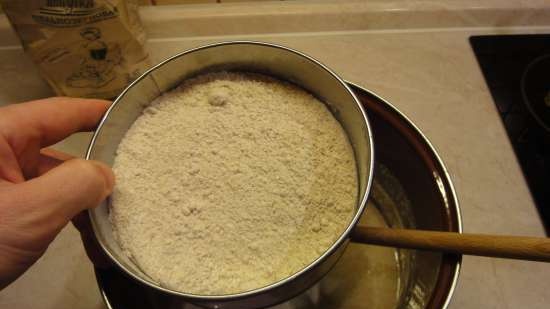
[110,72,357,295]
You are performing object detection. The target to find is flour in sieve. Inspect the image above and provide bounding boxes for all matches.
[110,72,357,295]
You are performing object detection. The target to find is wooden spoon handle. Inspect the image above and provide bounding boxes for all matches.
[351,226,550,262]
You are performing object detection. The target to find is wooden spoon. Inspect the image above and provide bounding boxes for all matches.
[351,226,550,262]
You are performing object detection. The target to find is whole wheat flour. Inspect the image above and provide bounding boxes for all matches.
[110,72,357,295]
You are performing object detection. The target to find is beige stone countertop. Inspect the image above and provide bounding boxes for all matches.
[1,2,550,309]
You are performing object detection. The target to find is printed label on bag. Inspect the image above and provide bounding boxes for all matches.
[31,1,118,28]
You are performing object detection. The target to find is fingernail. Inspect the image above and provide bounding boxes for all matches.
[90,161,115,194]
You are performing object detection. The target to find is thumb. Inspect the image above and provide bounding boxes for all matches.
[8,159,114,245]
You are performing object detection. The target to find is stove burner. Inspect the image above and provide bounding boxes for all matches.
[521,54,550,133]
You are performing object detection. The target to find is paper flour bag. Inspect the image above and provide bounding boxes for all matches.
[2,0,151,99]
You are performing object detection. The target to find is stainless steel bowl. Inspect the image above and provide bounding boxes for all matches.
[86,41,374,309]
[348,83,461,309]
[93,82,462,309]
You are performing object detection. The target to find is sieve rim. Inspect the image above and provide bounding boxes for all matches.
[85,40,374,301]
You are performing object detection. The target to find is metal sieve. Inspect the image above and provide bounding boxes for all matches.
[86,41,374,309]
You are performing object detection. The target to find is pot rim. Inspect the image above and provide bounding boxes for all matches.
[347,82,462,309]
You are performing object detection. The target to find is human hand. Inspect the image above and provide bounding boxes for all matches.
[0,97,115,289]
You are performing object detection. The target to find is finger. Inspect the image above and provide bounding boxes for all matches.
[0,135,24,183]
[36,148,75,176]
[41,148,75,161]
[7,159,115,241]
[0,97,110,149]
[72,211,113,268]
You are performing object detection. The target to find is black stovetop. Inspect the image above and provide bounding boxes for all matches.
[470,34,550,235]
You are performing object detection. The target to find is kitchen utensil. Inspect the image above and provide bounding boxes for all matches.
[86,41,374,309]
[352,226,550,262]
[95,82,463,309]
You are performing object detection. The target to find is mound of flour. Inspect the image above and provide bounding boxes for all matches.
[110,72,357,295]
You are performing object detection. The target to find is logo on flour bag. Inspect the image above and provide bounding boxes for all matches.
[31,0,118,27]
[65,27,123,89]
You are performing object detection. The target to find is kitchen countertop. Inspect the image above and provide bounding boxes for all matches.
[0,1,549,308]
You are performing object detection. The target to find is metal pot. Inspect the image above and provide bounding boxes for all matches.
[86,41,374,309]
[93,82,462,309]
[348,83,462,309]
